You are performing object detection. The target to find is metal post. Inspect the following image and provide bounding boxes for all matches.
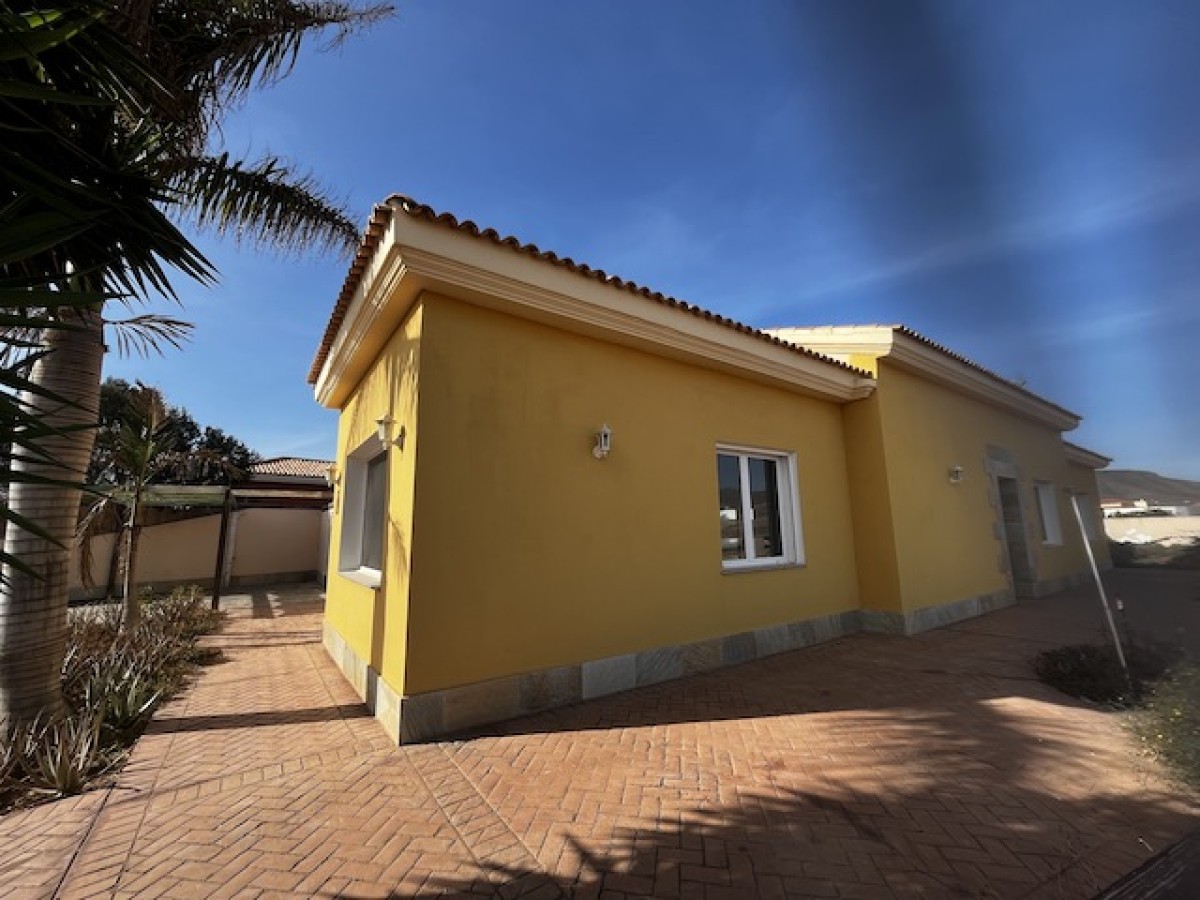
[1070,493,1131,688]
[211,487,233,611]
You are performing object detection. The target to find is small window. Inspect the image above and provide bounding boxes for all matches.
[716,446,803,570]
[338,437,388,586]
[360,453,387,570]
[1034,482,1062,546]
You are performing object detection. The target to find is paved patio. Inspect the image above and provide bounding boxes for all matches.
[2,570,1198,899]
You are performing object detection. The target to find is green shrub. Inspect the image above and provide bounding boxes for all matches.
[1034,641,1173,706]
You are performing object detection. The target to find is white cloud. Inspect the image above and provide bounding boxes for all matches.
[792,164,1200,301]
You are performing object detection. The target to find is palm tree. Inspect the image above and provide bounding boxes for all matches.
[80,383,240,628]
[1,0,391,727]
[1,2,214,726]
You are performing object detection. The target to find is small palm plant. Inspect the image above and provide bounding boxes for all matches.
[80,384,239,629]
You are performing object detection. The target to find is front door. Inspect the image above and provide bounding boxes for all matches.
[997,476,1035,600]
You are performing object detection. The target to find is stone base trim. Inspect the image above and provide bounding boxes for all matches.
[322,621,402,742]
[858,566,1109,636]
[322,609,861,744]
[324,569,1107,744]
[861,589,1015,635]
[397,610,860,743]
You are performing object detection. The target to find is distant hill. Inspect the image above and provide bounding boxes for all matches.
[1097,469,1200,505]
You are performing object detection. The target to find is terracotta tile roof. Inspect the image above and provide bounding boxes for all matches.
[248,457,333,479]
[308,195,872,385]
[891,325,1081,422]
[1063,440,1112,467]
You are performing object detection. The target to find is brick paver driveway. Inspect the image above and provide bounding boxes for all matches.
[3,571,1197,899]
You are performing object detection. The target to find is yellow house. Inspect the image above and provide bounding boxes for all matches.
[768,326,1112,632]
[309,196,1111,743]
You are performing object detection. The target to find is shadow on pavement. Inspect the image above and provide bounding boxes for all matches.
[146,702,372,734]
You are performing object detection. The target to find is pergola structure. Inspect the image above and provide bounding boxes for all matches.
[106,481,332,608]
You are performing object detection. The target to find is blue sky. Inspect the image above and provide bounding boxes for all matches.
[108,0,1200,479]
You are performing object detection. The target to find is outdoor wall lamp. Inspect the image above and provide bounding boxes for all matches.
[325,463,339,487]
[948,465,965,485]
[376,414,394,444]
[593,423,613,460]
[375,414,407,450]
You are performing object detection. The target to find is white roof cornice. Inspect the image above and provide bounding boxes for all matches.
[315,203,875,408]
[767,325,1081,432]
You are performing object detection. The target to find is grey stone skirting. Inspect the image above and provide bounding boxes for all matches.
[322,622,404,742]
[859,589,1015,635]
[324,570,1103,744]
[324,609,859,744]
[399,610,862,742]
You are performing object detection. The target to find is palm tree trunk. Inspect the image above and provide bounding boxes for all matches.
[121,490,143,630]
[0,310,104,727]
[104,525,122,599]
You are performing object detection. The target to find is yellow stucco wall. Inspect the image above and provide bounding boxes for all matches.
[322,285,1111,705]
[324,302,423,698]
[872,363,1099,610]
[403,293,862,694]
[840,394,904,613]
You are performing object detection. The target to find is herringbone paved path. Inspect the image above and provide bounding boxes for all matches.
[2,573,1197,899]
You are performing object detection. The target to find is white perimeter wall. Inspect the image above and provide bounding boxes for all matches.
[1105,515,1200,544]
[70,507,326,597]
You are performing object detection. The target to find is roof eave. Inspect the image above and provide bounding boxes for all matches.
[313,200,875,409]
[886,333,1081,431]
[1064,442,1111,469]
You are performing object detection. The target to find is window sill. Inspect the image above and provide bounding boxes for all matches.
[339,567,383,589]
[722,560,805,574]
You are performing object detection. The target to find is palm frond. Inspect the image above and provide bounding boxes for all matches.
[109,2,393,152]
[75,493,122,589]
[104,314,193,357]
[168,152,358,256]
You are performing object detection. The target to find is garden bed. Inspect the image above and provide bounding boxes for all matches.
[0,586,222,814]
[1035,639,1199,790]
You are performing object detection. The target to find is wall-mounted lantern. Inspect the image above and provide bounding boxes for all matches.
[376,414,395,444]
[593,424,613,460]
[948,465,965,485]
[374,414,406,450]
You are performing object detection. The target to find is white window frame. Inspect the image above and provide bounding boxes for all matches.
[716,444,805,571]
[1034,481,1063,546]
[338,434,388,588]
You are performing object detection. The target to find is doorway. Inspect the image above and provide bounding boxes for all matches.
[996,476,1036,600]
